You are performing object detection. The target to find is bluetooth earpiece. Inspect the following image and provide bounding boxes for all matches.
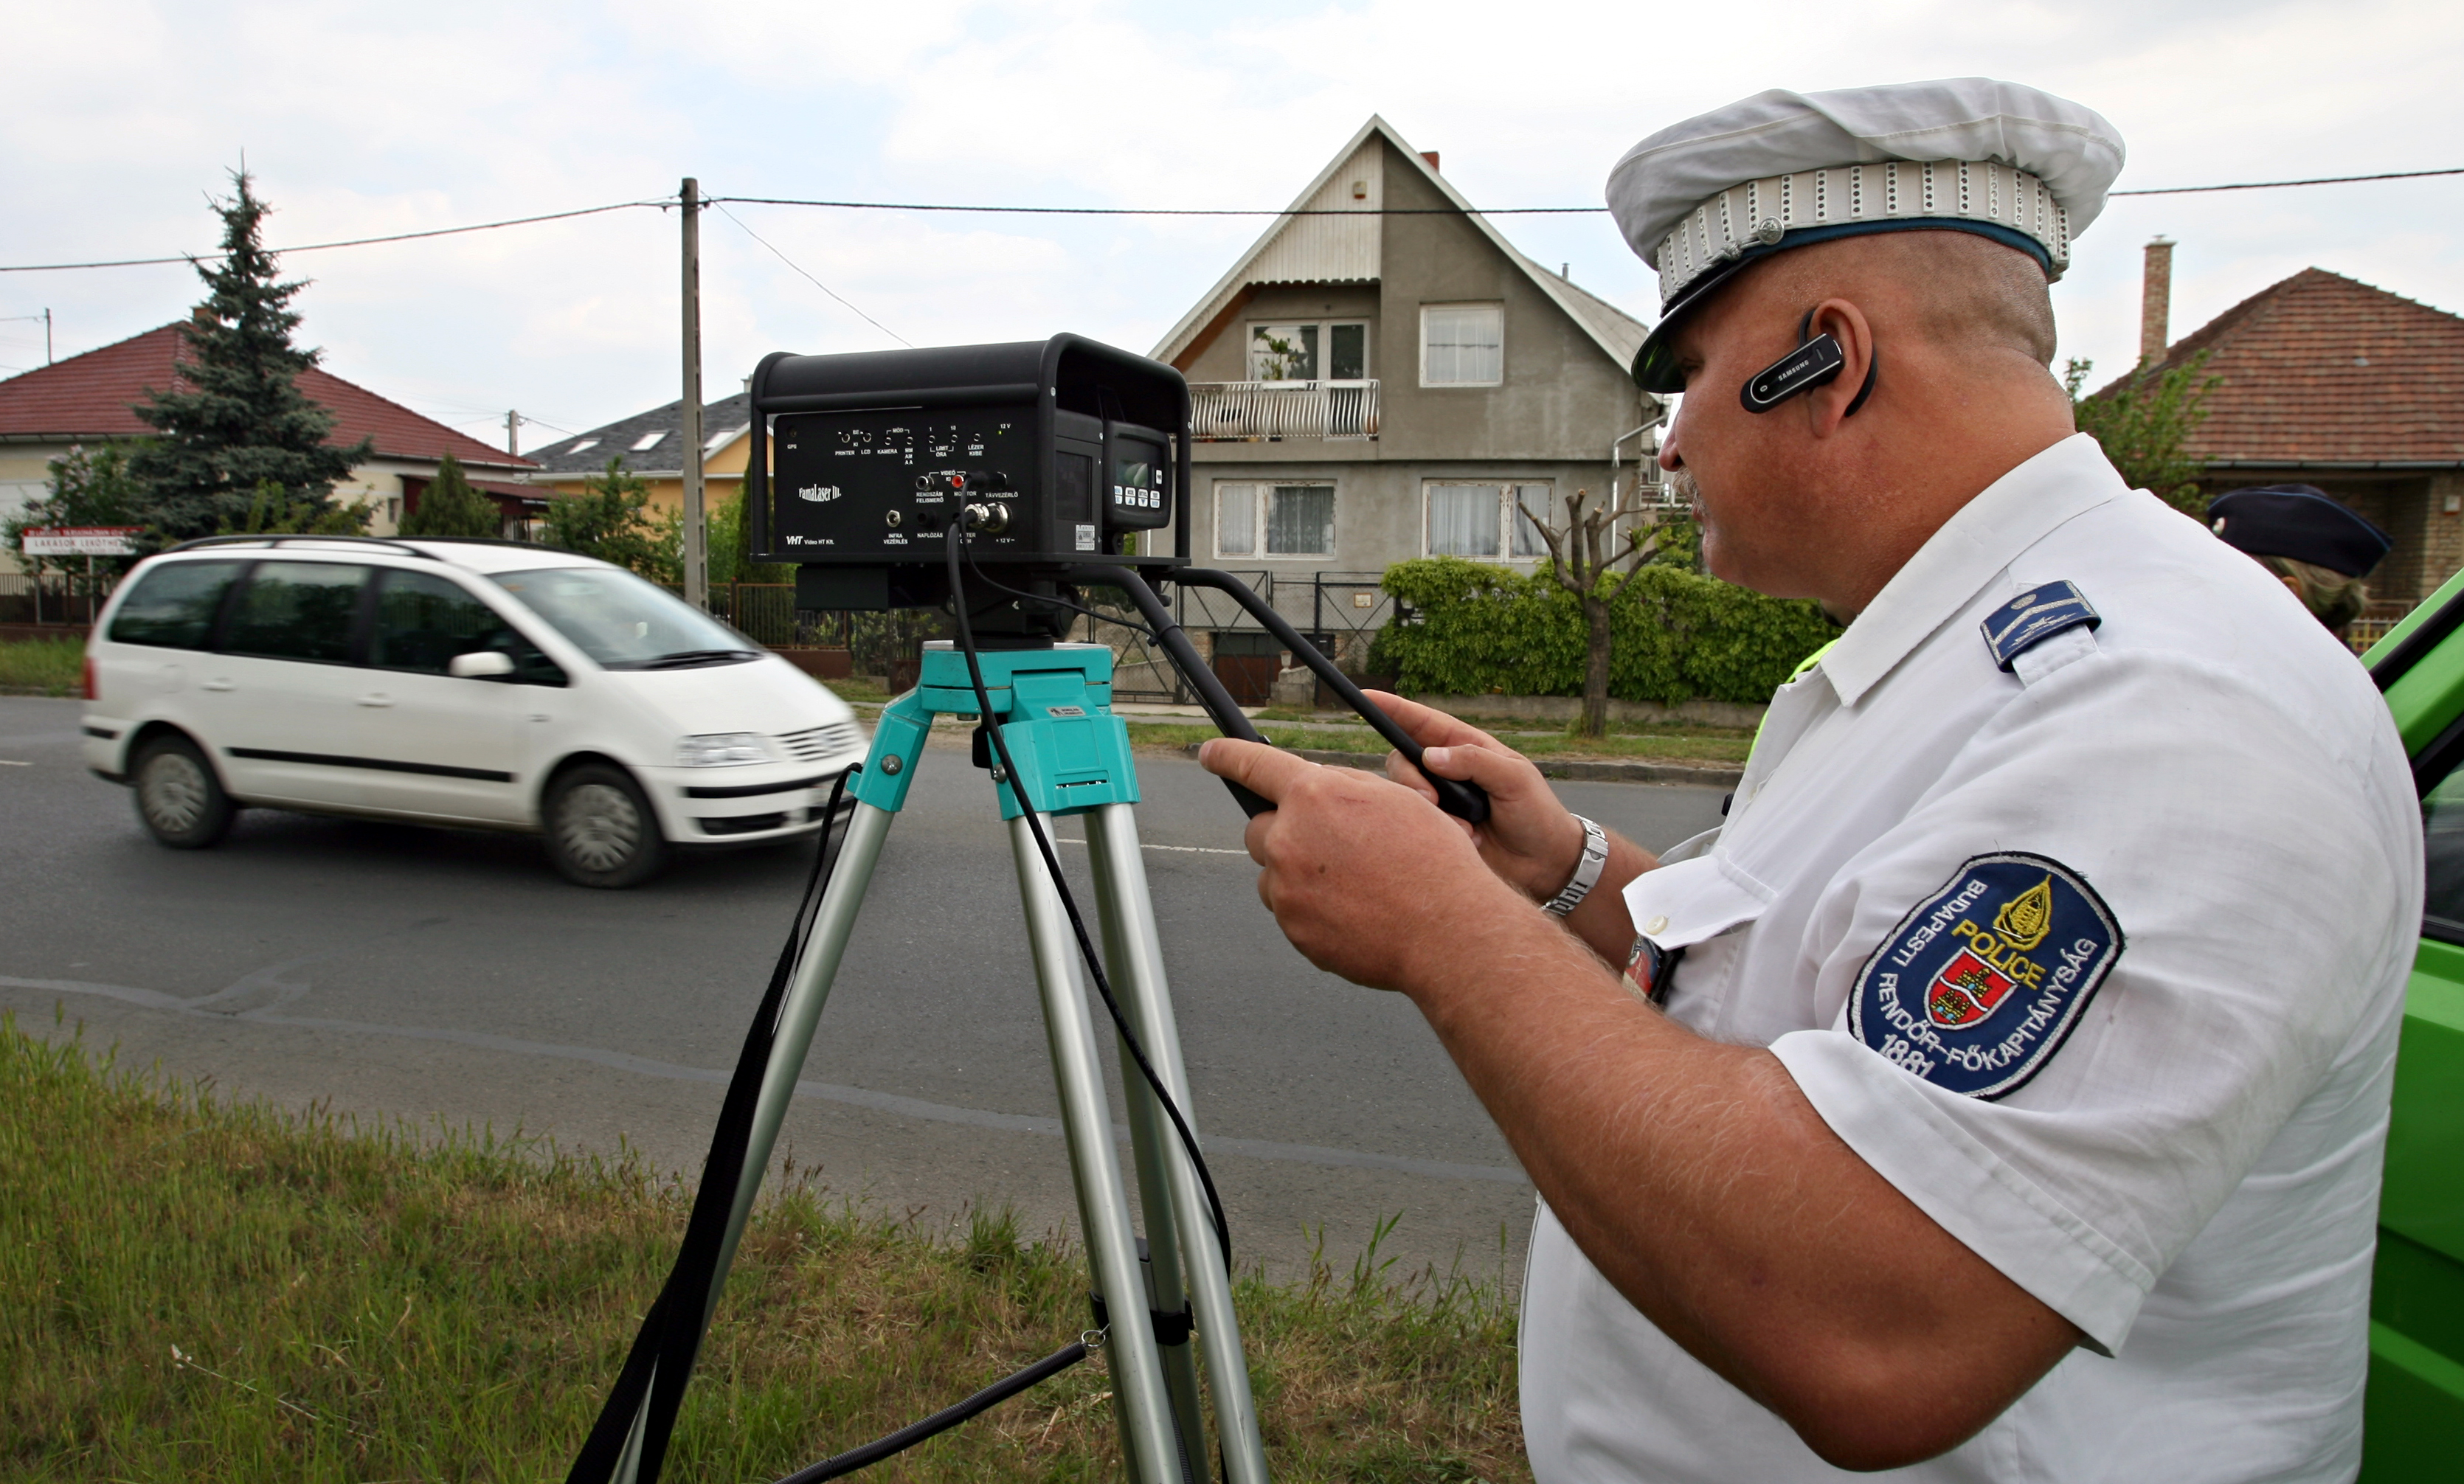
[1740,308,1878,416]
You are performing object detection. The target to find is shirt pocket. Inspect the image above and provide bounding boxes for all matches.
[1622,853,1774,1024]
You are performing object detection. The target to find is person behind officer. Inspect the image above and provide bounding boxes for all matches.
[1200,80,2418,1481]
[2208,482,2392,638]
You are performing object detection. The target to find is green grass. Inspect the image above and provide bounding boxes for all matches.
[0,637,83,696]
[1,1014,1526,1483]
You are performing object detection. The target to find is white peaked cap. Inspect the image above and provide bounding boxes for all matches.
[1608,78,2125,390]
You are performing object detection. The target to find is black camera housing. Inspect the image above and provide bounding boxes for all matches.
[746,334,1189,612]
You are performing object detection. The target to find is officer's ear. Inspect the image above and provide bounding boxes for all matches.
[1802,299,1876,437]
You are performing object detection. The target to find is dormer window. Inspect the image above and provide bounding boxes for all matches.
[631,431,667,452]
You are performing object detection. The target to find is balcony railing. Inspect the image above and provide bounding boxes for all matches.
[1189,380,1380,442]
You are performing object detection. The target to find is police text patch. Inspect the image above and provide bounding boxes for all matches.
[1982,582,2100,671]
[1849,853,2122,1099]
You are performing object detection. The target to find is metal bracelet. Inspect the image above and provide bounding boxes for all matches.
[1543,815,1609,918]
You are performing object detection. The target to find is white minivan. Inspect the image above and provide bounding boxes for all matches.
[81,535,868,887]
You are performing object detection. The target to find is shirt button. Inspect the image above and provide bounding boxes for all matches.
[1645,915,1669,935]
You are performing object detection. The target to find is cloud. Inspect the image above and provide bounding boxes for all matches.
[1,0,2456,440]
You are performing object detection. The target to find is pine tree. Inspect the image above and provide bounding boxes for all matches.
[398,453,503,538]
[126,170,373,541]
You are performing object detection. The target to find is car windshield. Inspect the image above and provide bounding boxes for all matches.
[489,566,756,670]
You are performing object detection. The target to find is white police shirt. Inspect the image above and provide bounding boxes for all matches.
[1520,434,2420,1483]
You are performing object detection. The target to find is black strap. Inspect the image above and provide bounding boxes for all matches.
[565,774,849,1484]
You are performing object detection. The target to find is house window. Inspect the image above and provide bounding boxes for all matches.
[1425,482,1554,560]
[631,431,667,452]
[1249,322,1369,382]
[1420,304,1503,386]
[1216,482,1336,558]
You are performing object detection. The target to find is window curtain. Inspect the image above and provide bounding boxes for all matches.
[1427,485,1501,558]
[1216,484,1256,557]
[1266,485,1335,555]
[1423,305,1503,385]
[1512,484,1552,558]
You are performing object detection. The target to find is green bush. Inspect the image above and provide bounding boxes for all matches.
[1373,558,1837,705]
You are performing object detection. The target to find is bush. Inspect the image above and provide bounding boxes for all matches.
[398,453,502,538]
[1373,558,1837,705]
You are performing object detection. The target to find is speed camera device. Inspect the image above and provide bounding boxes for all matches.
[746,334,1188,617]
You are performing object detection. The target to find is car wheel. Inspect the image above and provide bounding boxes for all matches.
[544,763,668,889]
[132,733,237,849]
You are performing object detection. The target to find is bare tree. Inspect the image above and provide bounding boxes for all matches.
[1520,485,1664,738]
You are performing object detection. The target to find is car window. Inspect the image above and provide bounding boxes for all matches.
[489,565,754,670]
[221,561,370,664]
[370,570,566,685]
[2424,766,2464,946]
[106,561,247,649]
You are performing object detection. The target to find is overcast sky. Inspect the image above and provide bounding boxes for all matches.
[4,0,2458,452]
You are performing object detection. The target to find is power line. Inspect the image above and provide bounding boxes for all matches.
[0,200,668,273]
[4,164,2452,277]
[2111,164,2463,196]
[712,201,910,347]
[716,194,1604,217]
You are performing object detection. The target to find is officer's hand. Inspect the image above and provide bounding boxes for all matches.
[1361,691,1587,905]
[1197,738,1521,993]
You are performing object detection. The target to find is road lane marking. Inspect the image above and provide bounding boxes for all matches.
[0,760,30,766]
[0,974,1526,1186]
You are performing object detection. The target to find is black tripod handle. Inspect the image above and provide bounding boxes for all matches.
[1079,565,1490,825]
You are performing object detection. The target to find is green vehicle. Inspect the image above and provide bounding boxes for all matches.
[2360,571,2464,1479]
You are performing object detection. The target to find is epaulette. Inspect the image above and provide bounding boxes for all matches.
[1981,581,2100,672]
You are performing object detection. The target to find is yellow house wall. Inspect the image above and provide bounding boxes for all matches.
[534,430,756,514]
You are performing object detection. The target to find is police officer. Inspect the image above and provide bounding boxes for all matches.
[2209,482,2393,638]
[1201,79,2418,1481]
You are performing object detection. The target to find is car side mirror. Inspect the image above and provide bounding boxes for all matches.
[448,651,516,679]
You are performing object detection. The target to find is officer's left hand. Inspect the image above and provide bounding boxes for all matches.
[1198,738,1523,992]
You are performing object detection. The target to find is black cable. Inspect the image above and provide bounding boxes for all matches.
[946,516,1233,1273]
[0,199,668,273]
[773,1338,1094,1483]
[958,541,1158,641]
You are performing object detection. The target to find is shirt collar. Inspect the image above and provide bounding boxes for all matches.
[1818,433,2130,708]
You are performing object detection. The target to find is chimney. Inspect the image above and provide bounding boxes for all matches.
[1421,150,1441,173]
[191,305,214,327]
[2140,237,2174,366]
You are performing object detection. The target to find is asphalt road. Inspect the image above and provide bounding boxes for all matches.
[0,694,1726,1283]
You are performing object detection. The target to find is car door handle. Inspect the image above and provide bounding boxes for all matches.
[356,693,394,708]
[201,678,235,692]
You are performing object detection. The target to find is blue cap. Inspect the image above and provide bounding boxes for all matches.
[2207,485,2391,578]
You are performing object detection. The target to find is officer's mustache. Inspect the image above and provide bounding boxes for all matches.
[1667,466,1706,524]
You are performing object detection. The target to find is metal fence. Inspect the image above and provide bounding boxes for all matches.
[1066,571,1401,704]
[0,571,117,627]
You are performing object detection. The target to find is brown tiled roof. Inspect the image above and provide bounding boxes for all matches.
[2105,268,2464,467]
[0,323,537,472]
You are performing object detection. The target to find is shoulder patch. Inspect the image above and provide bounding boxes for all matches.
[1848,853,2122,1099]
[1981,582,2100,672]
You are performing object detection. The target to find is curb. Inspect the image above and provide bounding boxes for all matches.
[1183,743,1740,789]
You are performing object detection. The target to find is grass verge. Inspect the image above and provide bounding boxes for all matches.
[1,1014,1526,1483]
[0,637,83,697]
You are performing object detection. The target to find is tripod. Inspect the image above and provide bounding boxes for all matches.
[590,637,1270,1484]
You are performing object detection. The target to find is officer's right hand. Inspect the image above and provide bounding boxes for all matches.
[1363,691,1588,905]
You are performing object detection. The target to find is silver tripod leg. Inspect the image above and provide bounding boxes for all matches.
[1084,803,1273,1484]
[1008,814,1186,1484]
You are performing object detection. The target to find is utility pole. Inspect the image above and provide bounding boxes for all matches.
[680,178,708,612]
[506,409,520,458]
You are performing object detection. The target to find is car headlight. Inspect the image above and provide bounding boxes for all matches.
[676,732,774,767]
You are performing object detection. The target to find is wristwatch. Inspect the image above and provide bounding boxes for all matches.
[1543,815,1609,918]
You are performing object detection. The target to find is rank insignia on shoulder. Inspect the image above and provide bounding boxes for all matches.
[1981,581,2100,672]
[1849,853,2122,1099]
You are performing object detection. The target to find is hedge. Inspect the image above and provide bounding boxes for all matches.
[1368,558,1840,706]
